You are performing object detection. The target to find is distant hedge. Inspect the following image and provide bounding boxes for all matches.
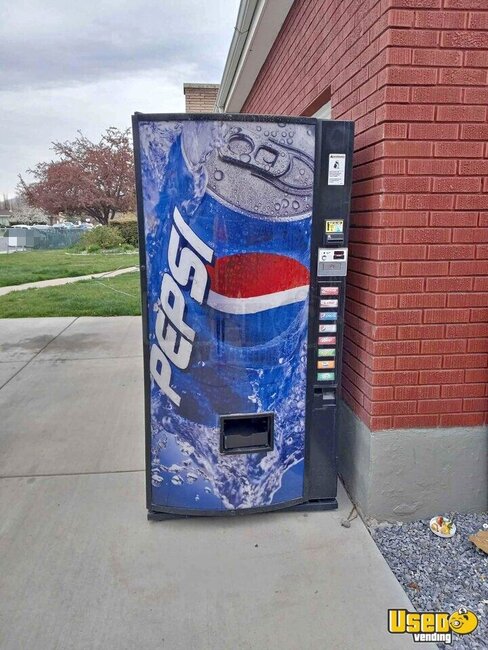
[74,226,125,252]
[110,220,139,247]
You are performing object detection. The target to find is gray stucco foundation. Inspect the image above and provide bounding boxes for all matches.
[338,401,488,522]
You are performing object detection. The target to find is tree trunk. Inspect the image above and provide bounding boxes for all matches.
[85,207,107,225]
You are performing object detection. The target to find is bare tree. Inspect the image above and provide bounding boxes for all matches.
[1,194,11,211]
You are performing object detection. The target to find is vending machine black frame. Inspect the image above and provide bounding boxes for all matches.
[132,113,354,519]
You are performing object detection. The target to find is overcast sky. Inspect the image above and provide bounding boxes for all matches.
[0,0,239,197]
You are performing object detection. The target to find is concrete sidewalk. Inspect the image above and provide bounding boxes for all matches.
[0,266,138,297]
[0,317,426,649]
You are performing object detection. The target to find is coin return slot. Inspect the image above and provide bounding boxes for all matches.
[313,387,336,403]
[220,413,274,454]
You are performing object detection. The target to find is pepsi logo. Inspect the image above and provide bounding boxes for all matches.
[150,206,214,407]
[207,253,310,314]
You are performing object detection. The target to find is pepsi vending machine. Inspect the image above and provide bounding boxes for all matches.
[132,114,353,519]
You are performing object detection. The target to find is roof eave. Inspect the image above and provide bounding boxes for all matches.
[216,0,294,113]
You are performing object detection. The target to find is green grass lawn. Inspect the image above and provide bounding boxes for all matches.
[0,249,140,287]
[0,271,142,318]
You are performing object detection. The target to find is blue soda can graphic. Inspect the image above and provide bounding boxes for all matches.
[137,118,316,512]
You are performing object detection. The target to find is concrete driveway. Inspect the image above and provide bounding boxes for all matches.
[0,317,424,649]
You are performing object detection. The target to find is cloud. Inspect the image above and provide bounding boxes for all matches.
[0,0,239,195]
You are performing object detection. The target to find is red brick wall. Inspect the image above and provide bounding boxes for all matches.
[242,0,488,430]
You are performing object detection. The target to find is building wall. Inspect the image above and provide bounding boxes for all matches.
[241,0,488,432]
[184,83,220,113]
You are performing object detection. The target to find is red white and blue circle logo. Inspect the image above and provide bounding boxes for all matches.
[207,252,310,315]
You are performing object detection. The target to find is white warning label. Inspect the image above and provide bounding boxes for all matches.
[328,153,346,186]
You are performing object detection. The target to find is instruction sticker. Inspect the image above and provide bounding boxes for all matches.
[328,154,346,186]
[325,220,344,233]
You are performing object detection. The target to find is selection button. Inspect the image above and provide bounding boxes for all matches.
[319,324,336,333]
[317,372,335,382]
[320,286,339,296]
[319,312,337,321]
[318,348,336,357]
[320,299,338,308]
[318,360,335,369]
[318,336,336,345]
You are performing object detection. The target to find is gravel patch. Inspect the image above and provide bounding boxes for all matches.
[371,513,488,650]
[371,513,488,649]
